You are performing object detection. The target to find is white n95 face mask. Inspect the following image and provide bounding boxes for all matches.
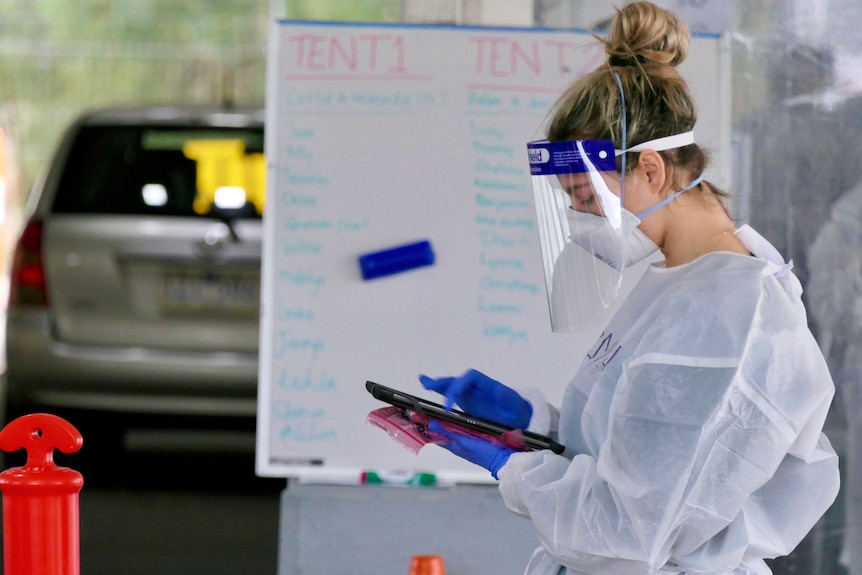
[566,208,660,269]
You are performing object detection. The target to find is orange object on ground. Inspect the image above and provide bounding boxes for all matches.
[408,554,446,575]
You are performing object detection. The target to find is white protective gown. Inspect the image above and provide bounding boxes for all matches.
[499,225,840,575]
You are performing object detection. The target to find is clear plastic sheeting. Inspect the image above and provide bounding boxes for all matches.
[733,4,862,575]
[808,182,862,575]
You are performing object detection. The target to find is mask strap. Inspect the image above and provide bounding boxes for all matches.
[636,175,705,219]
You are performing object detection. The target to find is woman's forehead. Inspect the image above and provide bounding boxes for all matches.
[557,172,590,187]
[557,171,620,188]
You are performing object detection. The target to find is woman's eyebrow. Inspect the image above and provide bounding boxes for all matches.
[565,182,591,194]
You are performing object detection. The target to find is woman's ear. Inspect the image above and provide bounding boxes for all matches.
[636,150,667,194]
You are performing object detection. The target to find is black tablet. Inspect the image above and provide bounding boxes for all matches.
[366,380,565,454]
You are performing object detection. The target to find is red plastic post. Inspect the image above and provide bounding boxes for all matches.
[0,414,84,575]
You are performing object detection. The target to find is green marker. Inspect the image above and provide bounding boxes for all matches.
[361,470,437,486]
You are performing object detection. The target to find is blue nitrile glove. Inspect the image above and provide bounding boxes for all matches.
[429,421,515,479]
[419,369,532,429]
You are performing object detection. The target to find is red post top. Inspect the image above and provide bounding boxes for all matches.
[0,414,84,492]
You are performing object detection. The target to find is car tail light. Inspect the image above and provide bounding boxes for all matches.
[8,220,48,307]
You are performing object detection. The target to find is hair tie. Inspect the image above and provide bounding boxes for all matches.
[608,54,645,68]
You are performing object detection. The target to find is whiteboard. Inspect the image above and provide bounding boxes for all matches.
[257,20,730,482]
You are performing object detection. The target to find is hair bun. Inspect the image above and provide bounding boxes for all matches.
[605,1,690,68]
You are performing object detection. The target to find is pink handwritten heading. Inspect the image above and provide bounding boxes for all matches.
[469,36,603,78]
[289,33,408,74]
[287,31,603,80]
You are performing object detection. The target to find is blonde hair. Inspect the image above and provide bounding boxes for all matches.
[547,1,711,193]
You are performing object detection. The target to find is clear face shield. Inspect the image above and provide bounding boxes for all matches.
[528,129,701,332]
[528,139,635,332]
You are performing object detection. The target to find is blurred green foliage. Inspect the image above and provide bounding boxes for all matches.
[0,0,398,202]
[286,0,400,21]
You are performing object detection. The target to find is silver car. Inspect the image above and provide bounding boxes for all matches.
[4,106,265,456]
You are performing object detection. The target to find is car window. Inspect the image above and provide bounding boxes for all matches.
[52,125,266,218]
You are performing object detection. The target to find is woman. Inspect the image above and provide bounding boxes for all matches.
[420,3,839,574]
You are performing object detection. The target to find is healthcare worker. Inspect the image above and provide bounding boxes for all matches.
[419,3,840,575]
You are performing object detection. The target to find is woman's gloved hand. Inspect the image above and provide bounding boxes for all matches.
[419,369,532,429]
[429,421,515,479]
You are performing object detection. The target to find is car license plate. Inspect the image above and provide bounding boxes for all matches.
[162,270,260,315]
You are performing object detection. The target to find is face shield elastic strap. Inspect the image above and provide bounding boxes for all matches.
[614,131,695,156]
[614,73,629,206]
[636,174,704,219]
[611,72,701,220]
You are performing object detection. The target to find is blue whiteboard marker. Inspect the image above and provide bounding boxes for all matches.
[358,240,435,280]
